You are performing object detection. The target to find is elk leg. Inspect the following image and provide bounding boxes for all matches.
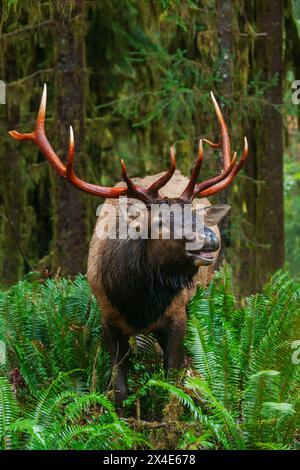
[156,317,186,371]
[103,323,130,413]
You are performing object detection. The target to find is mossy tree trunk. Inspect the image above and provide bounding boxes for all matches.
[0,0,289,289]
[215,0,235,261]
[234,0,284,295]
[0,15,36,285]
[233,1,259,296]
[253,0,284,290]
[0,105,25,284]
[51,1,88,275]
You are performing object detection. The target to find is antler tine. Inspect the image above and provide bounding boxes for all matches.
[120,159,136,192]
[9,84,46,143]
[210,91,231,169]
[36,82,47,130]
[199,137,248,197]
[194,152,237,195]
[120,158,157,204]
[9,84,67,177]
[66,126,75,179]
[180,139,204,201]
[147,145,176,196]
[179,92,234,202]
[202,138,221,149]
[64,125,131,197]
[179,92,248,201]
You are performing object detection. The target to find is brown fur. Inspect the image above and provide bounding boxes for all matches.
[87,170,219,336]
[87,169,221,411]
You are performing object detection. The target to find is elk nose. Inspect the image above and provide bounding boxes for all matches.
[202,227,220,252]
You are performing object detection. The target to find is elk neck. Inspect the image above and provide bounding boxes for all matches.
[100,238,198,330]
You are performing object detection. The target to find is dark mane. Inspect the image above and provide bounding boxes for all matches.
[100,238,197,329]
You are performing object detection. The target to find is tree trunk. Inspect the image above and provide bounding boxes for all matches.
[0,105,26,284]
[254,0,284,290]
[215,0,234,262]
[233,0,258,296]
[52,0,87,275]
[0,24,29,285]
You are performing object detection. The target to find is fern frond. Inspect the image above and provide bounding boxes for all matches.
[0,376,20,449]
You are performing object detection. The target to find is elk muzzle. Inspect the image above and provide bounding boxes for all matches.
[185,226,220,267]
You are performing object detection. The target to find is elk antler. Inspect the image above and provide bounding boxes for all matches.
[9,84,176,205]
[180,91,248,201]
[9,85,247,205]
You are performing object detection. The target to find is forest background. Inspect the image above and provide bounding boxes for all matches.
[0,0,300,296]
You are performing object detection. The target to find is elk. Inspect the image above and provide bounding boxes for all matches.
[9,85,248,412]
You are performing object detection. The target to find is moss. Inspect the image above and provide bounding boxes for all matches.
[0,0,292,290]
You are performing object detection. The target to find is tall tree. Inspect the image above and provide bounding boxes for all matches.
[233,0,285,294]
[215,0,234,261]
[0,104,25,284]
[0,0,288,292]
[51,0,88,275]
[254,0,284,289]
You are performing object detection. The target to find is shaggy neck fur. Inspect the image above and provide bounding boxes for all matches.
[100,238,197,329]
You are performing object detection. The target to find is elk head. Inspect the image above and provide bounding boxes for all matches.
[9,85,248,268]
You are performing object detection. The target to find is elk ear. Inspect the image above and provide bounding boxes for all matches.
[204,204,231,226]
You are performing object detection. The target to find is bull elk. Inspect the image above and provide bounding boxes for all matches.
[9,85,248,412]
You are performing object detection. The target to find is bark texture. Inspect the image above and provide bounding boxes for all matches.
[52,0,88,275]
[254,0,284,289]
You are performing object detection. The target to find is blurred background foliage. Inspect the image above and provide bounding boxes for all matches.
[0,0,299,294]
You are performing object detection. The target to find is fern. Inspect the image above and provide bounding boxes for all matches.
[5,372,146,450]
[0,269,299,450]
[0,274,110,391]
[182,267,300,449]
[0,376,20,449]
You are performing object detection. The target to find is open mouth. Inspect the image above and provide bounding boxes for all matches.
[186,250,215,266]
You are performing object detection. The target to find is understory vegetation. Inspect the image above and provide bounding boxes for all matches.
[0,268,299,450]
[1,0,300,295]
